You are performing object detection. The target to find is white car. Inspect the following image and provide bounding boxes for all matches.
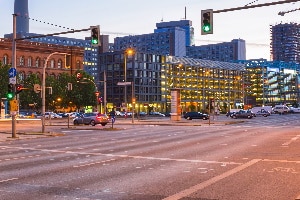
[289,107,300,113]
[45,112,62,119]
[272,105,290,114]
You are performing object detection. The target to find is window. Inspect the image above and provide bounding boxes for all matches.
[3,54,8,65]
[19,56,25,66]
[35,57,40,68]
[57,59,62,68]
[50,59,55,68]
[27,57,32,67]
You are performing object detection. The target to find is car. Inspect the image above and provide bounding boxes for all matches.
[44,112,58,119]
[231,110,254,119]
[57,113,69,118]
[289,107,300,113]
[254,109,271,117]
[183,112,209,120]
[272,105,290,114]
[226,111,236,117]
[73,112,110,126]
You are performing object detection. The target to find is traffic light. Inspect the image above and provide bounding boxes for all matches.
[90,25,100,47]
[6,84,14,100]
[76,72,82,82]
[201,9,213,35]
[15,84,23,94]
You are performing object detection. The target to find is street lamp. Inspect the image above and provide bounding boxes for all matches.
[124,48,134,115]
[42,52,66,133]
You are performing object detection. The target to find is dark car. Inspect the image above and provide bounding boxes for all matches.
[183,112,209,120]
[231,110,254,119]
[226,111,236,117]
[73,112,110,126]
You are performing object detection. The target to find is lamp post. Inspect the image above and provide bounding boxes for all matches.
[42,52,66,133]
[98,70,107,114]
[124,48,134,115]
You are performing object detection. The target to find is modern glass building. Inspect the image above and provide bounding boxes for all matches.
[98,51,245,114]
[236,59,300,107]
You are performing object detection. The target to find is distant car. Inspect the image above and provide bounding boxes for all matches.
[273,105,290,114]
[57,113,69,118]
[289,107,300,113]
[44,112,60,119]
[183,112,209,120]
[231,110,254,119]
[73,112,110,126]
[254,110,271,117]
[226,111,236,117]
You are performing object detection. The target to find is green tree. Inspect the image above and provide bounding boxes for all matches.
[0,63,10,99]
[18,74,41,111]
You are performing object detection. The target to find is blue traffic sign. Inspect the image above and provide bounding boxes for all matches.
[9,68,17,78]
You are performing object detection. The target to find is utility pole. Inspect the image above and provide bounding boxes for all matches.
[11,14,17,138]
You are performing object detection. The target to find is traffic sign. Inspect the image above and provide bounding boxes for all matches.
[9,77,16,84]
[9,68,17,78]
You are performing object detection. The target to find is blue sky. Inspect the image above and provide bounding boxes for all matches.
[1,0,299,60]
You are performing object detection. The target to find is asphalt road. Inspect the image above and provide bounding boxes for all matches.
[0,114,300,199]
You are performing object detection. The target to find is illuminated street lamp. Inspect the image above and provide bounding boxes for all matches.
[124,48,135,114]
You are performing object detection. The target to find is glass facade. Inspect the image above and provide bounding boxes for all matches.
[237,59,300,107]
[99,51,245,114]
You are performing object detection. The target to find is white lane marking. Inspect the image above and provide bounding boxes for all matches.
[0,146,242,166]
[0,178,18,183]
[163,159,261,200]
[282,135,300,146]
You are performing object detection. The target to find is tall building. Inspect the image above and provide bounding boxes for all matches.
[155,20,194,47]
[14,0,29,34]
[114,28,186,57]
[186,39,246,62]
[270,23,300,63]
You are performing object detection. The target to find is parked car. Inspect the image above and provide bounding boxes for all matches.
[231,110,254,119]
[44,112,61,119]
[73,112,110,126]
[254,109,271,117]
[272,105,290,114]
[183,112,209,120]
[289,107,300,113]
[226,111,237,117]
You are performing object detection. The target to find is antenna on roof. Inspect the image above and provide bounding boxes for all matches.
[185,6,187,19]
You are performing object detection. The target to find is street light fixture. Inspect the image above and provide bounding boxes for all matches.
[124,48,135,116]
[42,52,66,133]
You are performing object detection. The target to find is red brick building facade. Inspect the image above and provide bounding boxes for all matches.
[0,38,84,81]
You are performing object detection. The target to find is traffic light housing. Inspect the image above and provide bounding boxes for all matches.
[76,72,82,82]
[201,9,213,35]
[15,84,23,94]
[6,84,14,100]
[90,25,100,47]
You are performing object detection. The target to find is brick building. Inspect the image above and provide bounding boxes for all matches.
[0,38,84,81]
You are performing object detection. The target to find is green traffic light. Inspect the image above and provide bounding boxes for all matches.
[6,92,14,100]
[91,38,98,44]
[202,24,211,32]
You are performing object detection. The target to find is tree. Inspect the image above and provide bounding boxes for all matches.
[18,74,41,111]
[0,63,10,99]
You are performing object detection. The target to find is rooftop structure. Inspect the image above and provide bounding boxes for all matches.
[186,39,246,62]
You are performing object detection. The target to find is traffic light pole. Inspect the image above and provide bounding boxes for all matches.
[213,0,299,13]
[11,14,17,138]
